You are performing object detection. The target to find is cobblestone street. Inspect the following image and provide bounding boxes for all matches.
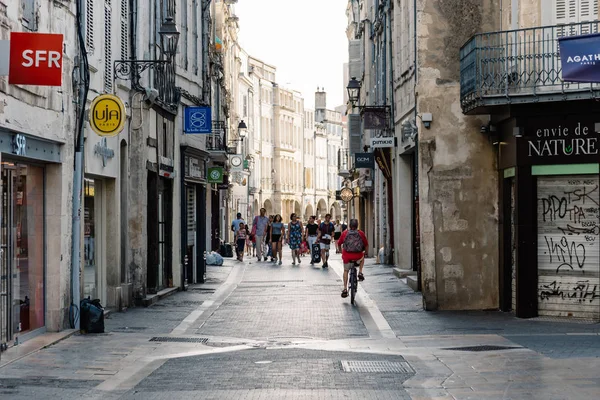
[1,253,599,399]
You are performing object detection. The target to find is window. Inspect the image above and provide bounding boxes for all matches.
[554,0,599,34]
[86,0,95,53]
[243,95,248,118]
[120,0,128,60]
[104,1,113,93]
[21,0,37,31]
[192,0,199,74]
[181,0,188,70]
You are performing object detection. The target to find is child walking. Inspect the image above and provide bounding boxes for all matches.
[235,222,247,261]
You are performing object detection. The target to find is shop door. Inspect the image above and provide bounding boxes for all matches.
[537,175,599,319]
[1,163,45,347]
[211,188,220,251]
[197,185,206,283]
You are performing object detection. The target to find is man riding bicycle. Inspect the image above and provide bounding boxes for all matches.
[336,218,368,298]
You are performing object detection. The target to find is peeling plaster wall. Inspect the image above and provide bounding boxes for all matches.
[417,0,499,310]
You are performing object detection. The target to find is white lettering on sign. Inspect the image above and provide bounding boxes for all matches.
[21,50,61,68]
[529,122,598,157]
[370,137,394,148]
[12,134,26,156]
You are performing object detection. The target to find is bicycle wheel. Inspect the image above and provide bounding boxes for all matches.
[350,266,357,305]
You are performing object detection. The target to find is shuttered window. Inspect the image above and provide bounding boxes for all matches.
[21,0,37,31]
[348,39,363,80]
[181,0,188,70]
[120,0,128,60]
[555,0,599,35]
[348,114,362,155]
[192,0,199,74]
[104,1,113,93]
[537,175,599,320]
[86,0,95,53]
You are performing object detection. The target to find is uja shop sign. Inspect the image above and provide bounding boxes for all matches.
[527,122,598,158]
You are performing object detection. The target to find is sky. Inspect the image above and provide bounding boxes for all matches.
[234,0,349,110]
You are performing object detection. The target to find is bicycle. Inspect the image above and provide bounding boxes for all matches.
[348,260,359,305]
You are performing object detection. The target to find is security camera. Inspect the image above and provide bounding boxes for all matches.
[143,87,159,104]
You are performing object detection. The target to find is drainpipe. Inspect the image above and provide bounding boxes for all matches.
[71,0,90,330]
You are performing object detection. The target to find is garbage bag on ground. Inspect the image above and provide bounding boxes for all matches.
[80,298,105,333]
[206,251,224,266]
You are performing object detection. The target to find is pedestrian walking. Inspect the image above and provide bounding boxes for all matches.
[265,215,274,261]
[270,214,284,265]
[235,222,247,261]
[317,213,335,268]
[251,208,270,262]
[304,215,319,265]
[334,219,342,253]
[287,213,304,265]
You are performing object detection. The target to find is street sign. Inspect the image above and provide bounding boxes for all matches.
[354,152,374,168]
[9,32,63,86]
[370,137,394,148]
[184,106,212,134]
[89,94,126,137]
[208,167,224,183]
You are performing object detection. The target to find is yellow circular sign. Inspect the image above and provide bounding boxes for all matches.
[89,94,126,137]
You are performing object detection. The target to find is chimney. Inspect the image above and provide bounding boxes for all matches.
[315,88,326,110]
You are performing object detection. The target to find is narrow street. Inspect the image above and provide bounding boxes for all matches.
[1,252,599,400]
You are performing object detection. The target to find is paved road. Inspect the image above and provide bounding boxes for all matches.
[0,252,599,399]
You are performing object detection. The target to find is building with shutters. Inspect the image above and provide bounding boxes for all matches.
[0,0,77,347]
[458,0,599,320]
[342,0,599,321]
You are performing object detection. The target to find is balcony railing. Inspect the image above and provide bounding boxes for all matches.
[338,148,352,178]
[206,121,227,151]
[460,21,600,114]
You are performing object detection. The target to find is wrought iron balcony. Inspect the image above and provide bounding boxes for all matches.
[460,21,600,115]
[206,121,227,152]
[338,148,352,178]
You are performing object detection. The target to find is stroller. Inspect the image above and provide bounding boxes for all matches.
[300,240,309,257]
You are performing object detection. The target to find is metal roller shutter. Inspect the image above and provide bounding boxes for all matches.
[537,174,599,319]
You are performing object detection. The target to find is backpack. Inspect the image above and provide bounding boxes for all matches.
[343,230,364,253]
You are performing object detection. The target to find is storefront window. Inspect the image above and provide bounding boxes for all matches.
[84,179,97,300]
[1,164,45,335]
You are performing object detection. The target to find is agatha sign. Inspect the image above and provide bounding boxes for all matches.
[527,122,598,158]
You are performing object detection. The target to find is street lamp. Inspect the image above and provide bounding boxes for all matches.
[237,120,248,139]
[114,16,180,84]
[346,77,361,107]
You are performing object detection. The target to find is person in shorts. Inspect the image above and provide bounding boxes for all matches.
[336,219,368,298]
[317,214,335,268]
[270,214,284,265]
[235,222,247,261]
[304,215,319,265]
[334,219,342,253]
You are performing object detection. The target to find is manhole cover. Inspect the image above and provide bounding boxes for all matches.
[340,360,415,374]
[149,336,208,343]
[444,345,521,352]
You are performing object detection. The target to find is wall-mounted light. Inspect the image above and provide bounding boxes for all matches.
[513,127,523,138]
[422,113,433,129]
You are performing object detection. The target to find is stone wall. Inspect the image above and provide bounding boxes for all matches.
[417,0,499,310]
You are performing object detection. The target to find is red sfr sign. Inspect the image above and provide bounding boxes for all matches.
[9,32,63,86]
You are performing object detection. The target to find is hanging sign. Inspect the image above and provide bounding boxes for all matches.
[89,94,126,137]
[340,187,354,202]
[559,33,600,82]
[370,137,394,148]
[184,106,212,134]
[8,32,64,86]
[354,152,374,168]
[208,167,224,183]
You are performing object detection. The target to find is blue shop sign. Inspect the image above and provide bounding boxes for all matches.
[559,33,600,83]
[184,106,212,134]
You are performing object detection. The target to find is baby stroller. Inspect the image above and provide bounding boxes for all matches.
[300,240,309,257]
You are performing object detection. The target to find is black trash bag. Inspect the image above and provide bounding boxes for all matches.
[80,297,105,334]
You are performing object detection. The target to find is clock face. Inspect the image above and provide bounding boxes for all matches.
[231,156,242,167]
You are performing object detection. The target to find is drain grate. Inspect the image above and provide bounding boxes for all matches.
[445,345,521,352]
[149,336,208,343]
[340,360,415,374]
